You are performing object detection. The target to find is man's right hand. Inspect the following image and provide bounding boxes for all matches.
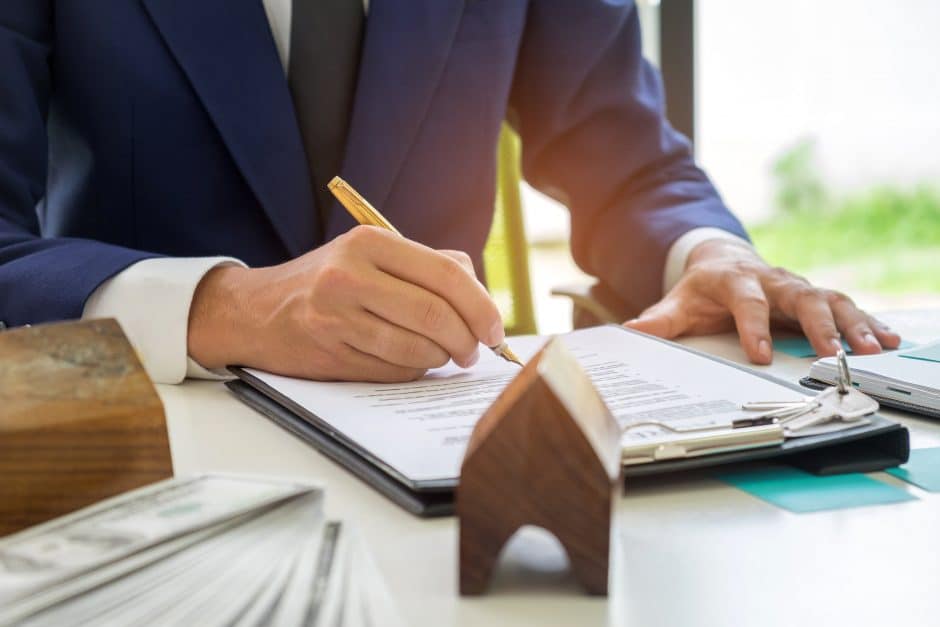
[187,226,505,382]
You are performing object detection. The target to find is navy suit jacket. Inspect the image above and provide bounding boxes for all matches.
[0,0,747,327]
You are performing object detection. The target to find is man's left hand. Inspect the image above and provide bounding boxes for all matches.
[624,239,901,364]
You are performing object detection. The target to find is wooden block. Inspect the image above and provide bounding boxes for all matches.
[458,337,622,596]
[0,319,173,536]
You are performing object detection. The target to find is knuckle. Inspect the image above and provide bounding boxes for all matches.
[771,266,808,288]
[792,285,822,307]
[314,263,355,294]
[421,298,446,333]
[826,290,853,307]
[452,251,473,271]
[682,264,708,283]
[716,262,756,286]
[350,224,376,241]
[404,335,426,362]
[344,225,382,249]
[336,227,358,250]
[683,263,720,287]
[736,294,770,311]
[439,256,466,284]
[731,258,761,275]
[815,318,840,336]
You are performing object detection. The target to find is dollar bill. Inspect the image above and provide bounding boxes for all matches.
[0,474,408,627]
[0,475,320,614]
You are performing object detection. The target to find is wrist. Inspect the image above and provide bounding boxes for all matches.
[686,237,758,270]
[187,264,252,369]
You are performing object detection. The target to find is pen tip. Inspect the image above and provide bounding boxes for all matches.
[502,346,524,367]
[490,342,524,366]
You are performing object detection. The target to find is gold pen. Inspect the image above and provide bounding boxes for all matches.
[328,176,524,368]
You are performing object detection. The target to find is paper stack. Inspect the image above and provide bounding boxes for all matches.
[0,475,401,627]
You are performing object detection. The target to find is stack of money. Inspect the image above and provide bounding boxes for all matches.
[0,475,401,627]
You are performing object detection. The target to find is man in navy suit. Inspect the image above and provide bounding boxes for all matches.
[0,1,898,383]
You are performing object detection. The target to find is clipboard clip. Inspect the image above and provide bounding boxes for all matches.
[620,422,786,464]
[743,349,879,433]
[620,351,879,464]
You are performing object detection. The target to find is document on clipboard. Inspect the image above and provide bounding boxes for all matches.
[229,325,907,513]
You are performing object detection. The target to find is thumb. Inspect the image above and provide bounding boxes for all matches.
[623,298,688,339]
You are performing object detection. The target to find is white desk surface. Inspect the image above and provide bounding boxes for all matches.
[157,310,940,627]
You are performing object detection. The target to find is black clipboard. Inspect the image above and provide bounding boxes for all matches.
[227,328,910,517]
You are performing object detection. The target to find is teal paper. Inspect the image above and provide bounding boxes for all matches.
[886,448,940,492]
[898,341,940,364]
[773,336,915,359]
[717,466,915,513]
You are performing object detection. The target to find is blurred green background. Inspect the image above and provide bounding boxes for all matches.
[751,139,940,295]
[517,138,940,335]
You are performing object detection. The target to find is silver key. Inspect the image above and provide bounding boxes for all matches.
[741,398,819,424]
[785,349,879,432]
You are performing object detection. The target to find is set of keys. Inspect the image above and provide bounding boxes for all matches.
[742,349,880,434]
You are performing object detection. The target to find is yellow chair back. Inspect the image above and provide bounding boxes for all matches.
[483,125,537,336]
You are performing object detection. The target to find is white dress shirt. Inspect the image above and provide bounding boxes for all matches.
[82,0,748,384]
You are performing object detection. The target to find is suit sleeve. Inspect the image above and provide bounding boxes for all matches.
[509,0,750,311]
[0,2,157,327]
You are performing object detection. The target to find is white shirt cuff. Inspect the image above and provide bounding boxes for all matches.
[82,257,247,384]
[662,227,752,294]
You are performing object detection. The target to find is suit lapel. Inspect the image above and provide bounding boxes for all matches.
[142,0,318,257]
[328,0,465,239]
